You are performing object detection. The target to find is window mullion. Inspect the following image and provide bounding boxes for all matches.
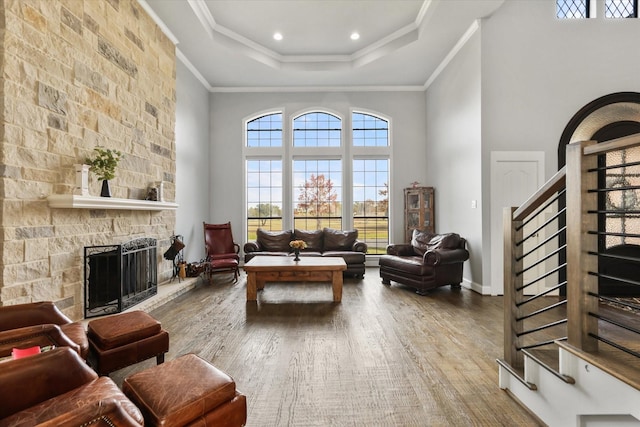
[343,112,353,231]
[282,109,292,231]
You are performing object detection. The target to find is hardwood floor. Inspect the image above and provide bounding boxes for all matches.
[111,268,542,426]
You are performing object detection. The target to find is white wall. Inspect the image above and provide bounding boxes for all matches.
[175,61,211,262]
[480,0,640,290]
[424,0,640,292]
[482,0,640,173]
[425,28,483,289]
[209,91,427,246]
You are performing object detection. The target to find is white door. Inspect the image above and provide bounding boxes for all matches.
[490,152,545,295]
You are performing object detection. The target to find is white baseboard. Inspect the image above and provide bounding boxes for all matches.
[463,278,488,295]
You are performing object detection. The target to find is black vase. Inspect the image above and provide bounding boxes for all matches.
[100,180,111,197]
[293,249,300,261]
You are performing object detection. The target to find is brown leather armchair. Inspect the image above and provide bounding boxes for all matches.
[379,230,469,295]
[0,347,144,426]
[36,398,142,427]
[0,324,81,358]
[0,301,89,359]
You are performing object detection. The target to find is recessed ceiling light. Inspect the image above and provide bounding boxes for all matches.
[273,32,283,41]
[350,32,360,41]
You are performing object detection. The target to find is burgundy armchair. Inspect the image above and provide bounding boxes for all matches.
[0,301,88,359]
[203,222,240,283]
[379,230,469,295]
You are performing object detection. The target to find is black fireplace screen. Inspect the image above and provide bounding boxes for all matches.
[84,238,157,318]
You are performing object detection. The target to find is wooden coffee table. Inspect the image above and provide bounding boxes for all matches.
[243,256,347,302]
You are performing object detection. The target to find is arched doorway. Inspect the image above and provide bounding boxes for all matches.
[558,92,640,166]
[558,92,640,297]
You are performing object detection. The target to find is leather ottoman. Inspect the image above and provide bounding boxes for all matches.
[87,310,169,376]
[122,353,247,427]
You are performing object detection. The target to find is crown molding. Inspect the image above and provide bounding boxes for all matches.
[209,85,426,93]
[423,19,480,90]
[185,0,434,71]
[177,49,213,91]
[138,0,179,45]
[142,0,483,95]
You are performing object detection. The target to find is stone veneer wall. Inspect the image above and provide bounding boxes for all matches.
[0,0,177,320]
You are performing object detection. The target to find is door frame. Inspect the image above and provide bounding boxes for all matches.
[490,151,545,296]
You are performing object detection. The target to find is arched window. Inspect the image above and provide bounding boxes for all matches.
[245,113,283,239]
[293,112,341,147]
[247,113,282,147]
[292,112,343,229]
[352,112,389,254]
[353,112,389,147]
[244,109,390,255]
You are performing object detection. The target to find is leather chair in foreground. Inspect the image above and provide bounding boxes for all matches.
[0,347,144,426]
[379,230,469,295]
[0,324,81,359]
[0,301,89,359]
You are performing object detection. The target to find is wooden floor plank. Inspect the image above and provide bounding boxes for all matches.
[111,268,543,426]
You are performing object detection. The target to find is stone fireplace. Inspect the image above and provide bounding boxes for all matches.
[0,0,178,320]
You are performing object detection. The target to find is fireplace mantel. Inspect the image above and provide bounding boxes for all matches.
[47,194,178,211]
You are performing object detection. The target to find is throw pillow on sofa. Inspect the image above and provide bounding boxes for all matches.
[411,229,435,256]
[294,229,323,252]
[256,229,292,252]
[323,228,358,251]
[428,233,461,251]
[411,230,461,256]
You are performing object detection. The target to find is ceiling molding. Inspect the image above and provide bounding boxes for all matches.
[187,0,215,39]
[188,0,279,61]
[138,0,179,45]
[177,49,213,91]
[209,85,426,94]
[423,19,480,90]
[178,15,480,94]
[416,0,436,26]
[141,0,502,91]
[183,0,434,72]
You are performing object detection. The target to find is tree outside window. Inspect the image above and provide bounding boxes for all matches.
[293,159,342,230]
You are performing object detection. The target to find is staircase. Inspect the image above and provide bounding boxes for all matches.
[499,136,640,426]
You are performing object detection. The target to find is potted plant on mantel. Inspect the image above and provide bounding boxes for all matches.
[85,147,123,197]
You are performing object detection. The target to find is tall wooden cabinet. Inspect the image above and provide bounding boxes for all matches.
[404,186,435,242]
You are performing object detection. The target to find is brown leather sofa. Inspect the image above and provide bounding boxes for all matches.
[379,230,469,295]
[0,301,89,359]
[0,347,144,426]
[244,227,368,277]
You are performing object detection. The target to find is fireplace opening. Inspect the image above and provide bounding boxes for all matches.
[84,238,158,318]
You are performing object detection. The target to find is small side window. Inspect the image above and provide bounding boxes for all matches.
[556,0,590,18]
[605,0,637,18]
